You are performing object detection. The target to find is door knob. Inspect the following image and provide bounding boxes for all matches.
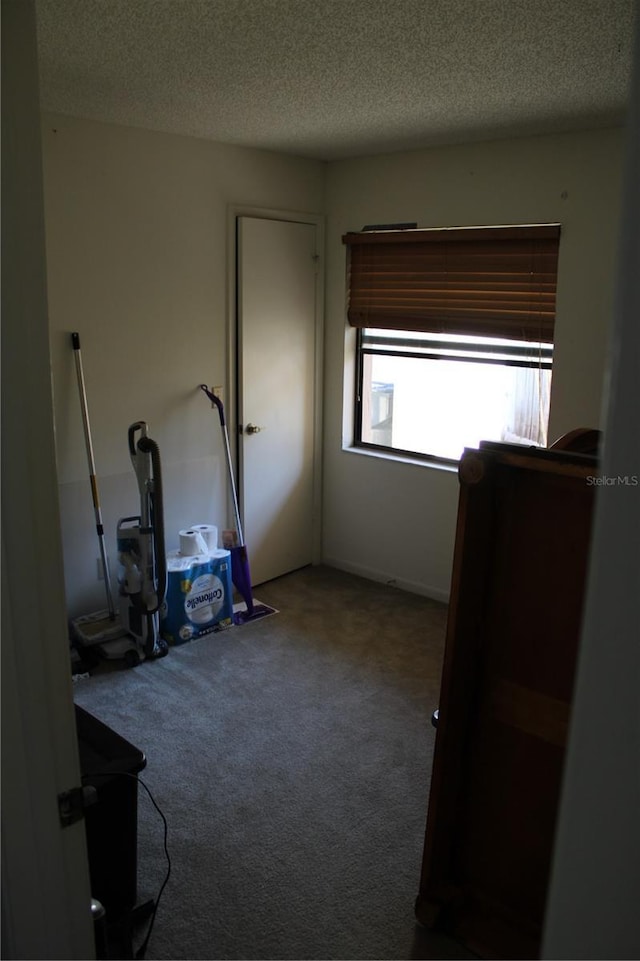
[245,423,263,434]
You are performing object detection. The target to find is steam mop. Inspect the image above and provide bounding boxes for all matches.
[199,384,276,624]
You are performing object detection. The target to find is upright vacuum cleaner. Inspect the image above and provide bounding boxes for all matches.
[116,421,169,664]
[200,384,276,624]
[70,335,168,666]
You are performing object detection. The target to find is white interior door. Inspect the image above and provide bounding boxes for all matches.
[237,215,318,586]
[2,3,95,957]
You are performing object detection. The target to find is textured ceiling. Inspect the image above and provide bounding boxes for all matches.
[35,0,636,160]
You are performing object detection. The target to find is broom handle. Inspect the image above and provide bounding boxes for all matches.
[72,332,116,619]
[200,384,244,545]
[220,416,244,546]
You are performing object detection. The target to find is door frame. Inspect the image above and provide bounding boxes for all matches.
[226,205,325,566]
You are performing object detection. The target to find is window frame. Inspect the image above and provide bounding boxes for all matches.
[345,224,560,466]
[354,327,554,465]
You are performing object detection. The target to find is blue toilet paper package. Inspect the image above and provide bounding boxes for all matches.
[161,548,233,644]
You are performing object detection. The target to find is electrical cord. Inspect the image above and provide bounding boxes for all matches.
[81,770,171,960]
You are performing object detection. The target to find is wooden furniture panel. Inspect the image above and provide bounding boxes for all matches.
[415,441,597,959]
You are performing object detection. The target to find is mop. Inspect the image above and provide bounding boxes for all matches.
[70,332,129,646]
[199,384,276,624]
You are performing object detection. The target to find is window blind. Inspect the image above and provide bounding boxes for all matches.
[343,225,561,343]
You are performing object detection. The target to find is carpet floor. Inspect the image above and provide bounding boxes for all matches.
[73,564,476,961]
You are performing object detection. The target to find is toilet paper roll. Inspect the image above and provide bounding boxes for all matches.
[188,524,218,552]
[179,528,209,556]
[167,548,230,569]
[209,548,230,561]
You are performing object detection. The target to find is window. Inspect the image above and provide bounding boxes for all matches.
[344,225,560,465]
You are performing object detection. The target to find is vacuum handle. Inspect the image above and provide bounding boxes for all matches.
[128,421,147,457]
[200,384,225,426]
[136,434,167,613]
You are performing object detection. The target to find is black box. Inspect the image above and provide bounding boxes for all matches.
[75,705,146,921]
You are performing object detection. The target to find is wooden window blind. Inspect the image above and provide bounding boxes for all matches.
[343,225,561,343]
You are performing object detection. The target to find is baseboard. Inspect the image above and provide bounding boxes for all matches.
[322,556,450,605]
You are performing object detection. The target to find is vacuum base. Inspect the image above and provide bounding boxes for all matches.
[71,609,129,646]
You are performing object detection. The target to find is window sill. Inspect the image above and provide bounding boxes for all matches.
[343,444,460,475]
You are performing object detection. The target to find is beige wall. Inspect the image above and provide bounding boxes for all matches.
[42,114,324,617]
[42,117,625,613]
[323,128,625,600]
